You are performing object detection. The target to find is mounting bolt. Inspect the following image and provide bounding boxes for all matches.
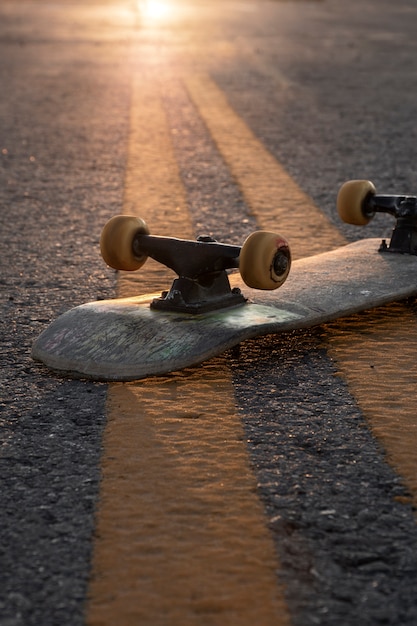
[170,290,183,303]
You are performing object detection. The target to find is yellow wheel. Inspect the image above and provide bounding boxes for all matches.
[239,231,291,290]
[337,180,376,225]
[100,215,150,271]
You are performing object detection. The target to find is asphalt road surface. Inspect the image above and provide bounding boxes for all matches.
[2,1,417,625]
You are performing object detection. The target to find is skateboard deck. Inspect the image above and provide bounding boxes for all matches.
[32,238,417,381]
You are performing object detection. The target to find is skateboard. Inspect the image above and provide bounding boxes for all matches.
[32,180,417,381]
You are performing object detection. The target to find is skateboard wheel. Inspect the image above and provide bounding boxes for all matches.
[239,231,291,290]
[100,215,150,271]
[337,180,376,225]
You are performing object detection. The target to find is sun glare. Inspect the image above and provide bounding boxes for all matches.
[140,0,172,20]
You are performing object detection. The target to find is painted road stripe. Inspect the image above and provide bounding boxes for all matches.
[88,370,290,625]
[118,70,192,297]
[184,74,346,258]
[185,73,417,504]
[87,71,290,625]
[325,304,417,508]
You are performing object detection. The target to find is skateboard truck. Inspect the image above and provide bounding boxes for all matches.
[100,216,292,314]
[144,235,247,314]
[369,196,417,255]
[337,180,417,255]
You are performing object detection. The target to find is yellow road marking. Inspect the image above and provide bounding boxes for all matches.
[326,304,417,509]
[88,370,290,625]
[87,70,290,625]
[118,71,191,297]
[184,74,345,258]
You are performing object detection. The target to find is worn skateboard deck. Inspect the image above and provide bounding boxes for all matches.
[32,239,417,381]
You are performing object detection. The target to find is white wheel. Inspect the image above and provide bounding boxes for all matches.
[239,231,291,290]
[337,180,376,225]
[100,216,150,271]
